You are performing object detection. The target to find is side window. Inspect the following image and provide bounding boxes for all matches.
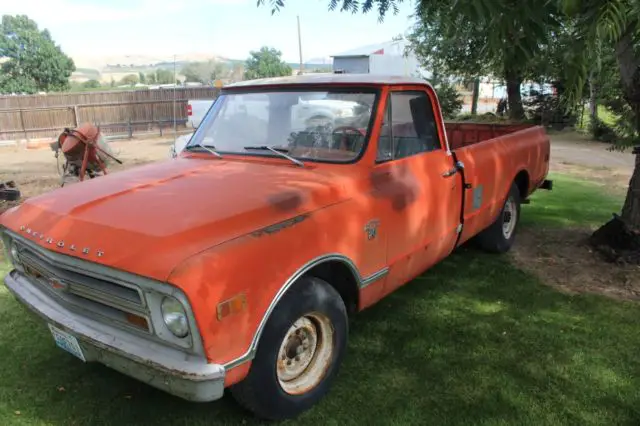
[376,90,442,162]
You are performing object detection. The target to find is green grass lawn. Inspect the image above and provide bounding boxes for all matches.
[0,175,638,425]
[521,173,623,228]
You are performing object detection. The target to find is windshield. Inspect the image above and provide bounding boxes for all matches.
[187,89,377,163]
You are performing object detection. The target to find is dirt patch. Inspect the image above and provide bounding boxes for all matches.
[0,137,174,201]
[511,227,640,301]
[552,162,631,194]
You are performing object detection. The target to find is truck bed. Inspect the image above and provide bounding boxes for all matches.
[445,122,535,150]
[450,124,550,245]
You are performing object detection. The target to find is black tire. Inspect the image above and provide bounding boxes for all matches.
[475,182,521,253]
[230,276,348,420]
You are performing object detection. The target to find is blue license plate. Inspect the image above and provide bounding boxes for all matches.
[48,324,86,362]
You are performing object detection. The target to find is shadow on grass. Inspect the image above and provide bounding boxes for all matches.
[520,173,623,229]
[1,249,639,425]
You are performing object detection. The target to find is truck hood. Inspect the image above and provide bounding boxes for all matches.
[1,157,353,281]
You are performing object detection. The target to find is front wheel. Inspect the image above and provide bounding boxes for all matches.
[475,182,521,253]
[230,276,348,420]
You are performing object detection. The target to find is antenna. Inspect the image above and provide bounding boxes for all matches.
[297,15,303,75]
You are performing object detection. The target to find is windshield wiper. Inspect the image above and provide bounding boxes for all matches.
[185,142,222,158]
[243,146,304,167]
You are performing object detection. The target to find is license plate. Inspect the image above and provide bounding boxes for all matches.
[48,324,86,362]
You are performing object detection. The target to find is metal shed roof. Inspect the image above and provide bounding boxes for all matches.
[331,40,404,58]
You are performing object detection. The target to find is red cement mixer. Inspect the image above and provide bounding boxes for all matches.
[51,123,122,186]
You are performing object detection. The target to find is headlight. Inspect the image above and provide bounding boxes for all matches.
[2,238,23,272]
[10,241,19,263]
[161,296,189,338]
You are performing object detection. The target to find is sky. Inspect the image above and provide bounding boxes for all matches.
[3,0,417,65]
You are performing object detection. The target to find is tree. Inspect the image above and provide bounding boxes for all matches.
[82,79,101,89]
[259,1,562,120]
[0,15,75,94]
[120,74,139,86]
[407,1,563,120]
[244,47,292,80]
[231,63,244,82]
[258,0,640,260]
[139,72,146,84]
[146,72,157,84]
[560,0,640,258]
[182,63,204,83]
[155,69,174,84]
[211,62,230,81]
[182,60,231,84]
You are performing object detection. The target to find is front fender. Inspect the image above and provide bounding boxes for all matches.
[166,198,372,370]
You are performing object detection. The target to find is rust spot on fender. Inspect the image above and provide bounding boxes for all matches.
[369,165,417,212]
[268,191,304,211]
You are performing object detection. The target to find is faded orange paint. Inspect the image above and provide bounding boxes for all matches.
[0,78,550,388]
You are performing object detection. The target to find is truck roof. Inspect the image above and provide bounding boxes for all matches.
[224,73,430,89]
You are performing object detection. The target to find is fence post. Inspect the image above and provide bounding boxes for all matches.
[19,109,28,144]
[73,105,79,127]
[128,119,133,139]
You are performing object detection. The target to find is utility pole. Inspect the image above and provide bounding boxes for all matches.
[173,54,177,140]
[297,15,303,75]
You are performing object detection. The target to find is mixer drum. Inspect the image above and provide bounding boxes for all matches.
[54,123,119,186]
[60,123,103,165]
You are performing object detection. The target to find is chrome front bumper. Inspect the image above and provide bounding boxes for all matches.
[4,270,226,402]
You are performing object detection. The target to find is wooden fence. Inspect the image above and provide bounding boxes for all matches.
[0,88,220,141]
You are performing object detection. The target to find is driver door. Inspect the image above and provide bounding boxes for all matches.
[371,88,462,296]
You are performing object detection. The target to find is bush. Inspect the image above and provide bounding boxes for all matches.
[589,117,618,143]
[523,94,577,130]
[434,81,463,119]
[82,79,101,89]
[448,112,517,123]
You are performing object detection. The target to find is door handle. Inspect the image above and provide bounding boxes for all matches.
[442,160,465,178]
[442,167,457,178]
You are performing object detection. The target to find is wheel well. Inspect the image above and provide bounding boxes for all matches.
[305,261,359,315]
[514,170,530,199]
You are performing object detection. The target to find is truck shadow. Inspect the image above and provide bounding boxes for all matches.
[3,246,639,425]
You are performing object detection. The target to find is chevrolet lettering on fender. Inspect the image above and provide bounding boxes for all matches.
[0,74,553,420]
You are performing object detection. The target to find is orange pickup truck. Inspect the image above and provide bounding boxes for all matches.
[1,75,552,420]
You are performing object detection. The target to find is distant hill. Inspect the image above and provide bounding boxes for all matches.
[69,53,334,83]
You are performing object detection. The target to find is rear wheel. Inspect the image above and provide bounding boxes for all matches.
[230,276,348,420]
[475,182,521,253]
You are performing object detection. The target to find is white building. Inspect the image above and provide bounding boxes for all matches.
[331,39,426,77]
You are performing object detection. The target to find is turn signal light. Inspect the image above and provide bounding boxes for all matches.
[125,313,149,330]
[217,294,247,321]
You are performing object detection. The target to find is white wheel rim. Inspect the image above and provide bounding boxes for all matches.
[276,312,334,395]
[502,196,517,239]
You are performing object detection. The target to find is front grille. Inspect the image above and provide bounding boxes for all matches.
[15,242,152,334]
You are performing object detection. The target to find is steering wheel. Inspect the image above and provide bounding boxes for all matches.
[332,126,364,151]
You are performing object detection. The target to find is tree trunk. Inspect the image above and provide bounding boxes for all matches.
[505,69,525,120]
[621,152,640,230]
[471,77,480,115]
[615,28,640,231]
[589,29,640,264]
[589,77,598,126]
